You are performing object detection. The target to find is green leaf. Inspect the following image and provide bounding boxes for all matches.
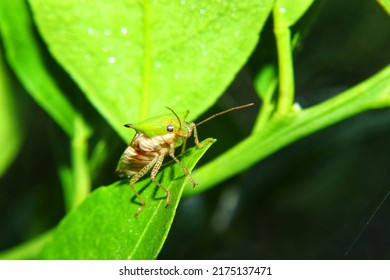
[377,0,390,15]
[253,64,278,132]
[29,0,274,140]
[0,231,52,260]
[0,0,79,137]
[41,139,214,259]
[254,64,278,101]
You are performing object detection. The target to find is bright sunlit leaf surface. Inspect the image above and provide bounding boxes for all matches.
[41,139,214,259]
[29,0,274,140]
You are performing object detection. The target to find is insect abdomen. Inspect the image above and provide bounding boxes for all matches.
[115,133,175,178]
[115,145,158,178]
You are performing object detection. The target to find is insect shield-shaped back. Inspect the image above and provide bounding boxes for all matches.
[126,110,190,137]
[116,110,190,177]
[115,108,197,217]
[116,103,254,216]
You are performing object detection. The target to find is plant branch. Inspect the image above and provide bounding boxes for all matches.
[184,65,390,196]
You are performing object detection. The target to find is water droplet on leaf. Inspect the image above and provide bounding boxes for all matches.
[108,56,116,64]
[104,28,111,36]
[87,27,95,35]
[121,27,128,35]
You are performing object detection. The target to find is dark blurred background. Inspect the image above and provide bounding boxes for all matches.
[159,0,390,259]
[1,0,389,259]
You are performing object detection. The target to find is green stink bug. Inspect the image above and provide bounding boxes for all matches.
[116,103,254,216]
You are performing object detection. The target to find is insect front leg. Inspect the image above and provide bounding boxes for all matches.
[150,148,171,207]
[129,155,159,217]
[193,125,200,146]
[193,125,213,147]
[168,145,198,188]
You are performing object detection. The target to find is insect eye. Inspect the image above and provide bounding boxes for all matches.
[166,124,174,132]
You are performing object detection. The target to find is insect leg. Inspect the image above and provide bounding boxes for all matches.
[150,148,171,207]
[180,138,187,153]
[129,155,159,217]
[193,125,200,146]
[193,125,213,147]
[168,146,198,188]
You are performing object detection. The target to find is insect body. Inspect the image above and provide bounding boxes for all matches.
[116,103,254,216]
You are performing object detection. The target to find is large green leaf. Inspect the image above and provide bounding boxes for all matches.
[377,0,390,14]
[29,0,274,140]
[0,0,79,137]
[41,139,214,259]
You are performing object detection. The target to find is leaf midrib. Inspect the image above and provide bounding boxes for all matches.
[141,0,152,119]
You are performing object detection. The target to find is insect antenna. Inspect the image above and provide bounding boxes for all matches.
[165,107,182,131]
[195,103,254,127]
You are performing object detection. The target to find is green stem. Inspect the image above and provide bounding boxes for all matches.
[141,0,152,119]
[89,134,113,181]
[69,116,92,209]
[273,5,295,115]
[184,65,390,196]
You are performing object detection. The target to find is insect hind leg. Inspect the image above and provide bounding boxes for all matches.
[129,184,145,217]
[129,156,159,217]
[150,149,171,207]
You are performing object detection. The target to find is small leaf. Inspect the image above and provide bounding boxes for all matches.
[254,64,278,100]
[253,64,278,132]
[29,0,274,140]
[41,139,214,259]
